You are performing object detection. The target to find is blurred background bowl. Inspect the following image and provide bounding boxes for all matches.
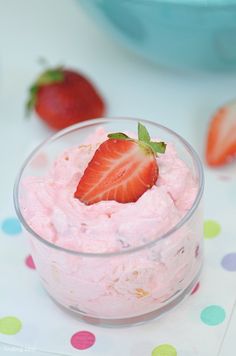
[78,0,236,71]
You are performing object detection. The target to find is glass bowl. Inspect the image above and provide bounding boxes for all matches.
[14,117,204,326]
[79,0,236,71]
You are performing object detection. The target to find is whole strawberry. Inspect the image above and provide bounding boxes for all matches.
[26,66,106,130]
[74,123,166,205]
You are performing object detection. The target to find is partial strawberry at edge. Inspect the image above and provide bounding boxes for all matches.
[206,101,236,167]
[26,67,106,130]
[74,123,166,205]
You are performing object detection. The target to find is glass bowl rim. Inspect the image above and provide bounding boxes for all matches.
[113,0,236,8]
[14,117,204,258]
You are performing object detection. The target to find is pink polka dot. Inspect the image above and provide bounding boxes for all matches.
[191,282,200,295]
[71,331,95,350]
[25,255,36,270]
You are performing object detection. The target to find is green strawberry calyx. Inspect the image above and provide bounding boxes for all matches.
[25,66,64,116]
[108,122,167,155]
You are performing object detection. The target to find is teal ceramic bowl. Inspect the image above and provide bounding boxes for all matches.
[79,0,236,70]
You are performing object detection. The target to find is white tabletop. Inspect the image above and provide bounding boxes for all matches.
[0,0,236,355]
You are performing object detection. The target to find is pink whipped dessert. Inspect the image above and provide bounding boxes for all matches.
[17,120,203,323]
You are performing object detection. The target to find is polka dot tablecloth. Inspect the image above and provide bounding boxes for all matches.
[0,0,236,353]
[0,167,236,356]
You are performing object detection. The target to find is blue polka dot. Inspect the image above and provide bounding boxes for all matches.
[200,305,226,326]
[1,217,22,235]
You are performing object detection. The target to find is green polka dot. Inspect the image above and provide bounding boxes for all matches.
[0,316,22,335]
[200,305,226,326]
[204,220,221,239]
[152,344,177,356]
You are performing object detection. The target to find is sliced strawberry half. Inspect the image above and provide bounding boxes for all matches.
[74,123,166,205]
[206,101,236,166]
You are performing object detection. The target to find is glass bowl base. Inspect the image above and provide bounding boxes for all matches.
[46,266,202,328]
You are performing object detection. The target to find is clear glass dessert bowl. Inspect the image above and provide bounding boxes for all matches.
[14,117,204,326]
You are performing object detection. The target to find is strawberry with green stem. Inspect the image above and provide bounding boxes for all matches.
[26,66,105,130]
[74,123,166,205]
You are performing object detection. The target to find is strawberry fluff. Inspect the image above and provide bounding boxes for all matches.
[20,127,198,254]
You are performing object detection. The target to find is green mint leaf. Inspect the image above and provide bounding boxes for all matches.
[138,122,151,142]
[108,132,130,140]
[148,141,167,154]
